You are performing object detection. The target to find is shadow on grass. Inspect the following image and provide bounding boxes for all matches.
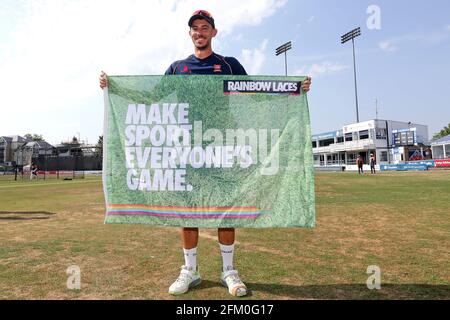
[169,280,450,299]
[0,211,56,221]
[244,282,450,300]
[196,280,223,290]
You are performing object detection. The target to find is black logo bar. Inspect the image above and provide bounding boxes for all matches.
[224,80,301,95]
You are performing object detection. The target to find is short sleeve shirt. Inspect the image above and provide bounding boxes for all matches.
[165,52,247,76]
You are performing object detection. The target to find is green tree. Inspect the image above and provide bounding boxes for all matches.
[96,135,103,158]
[24,133,44,141]
[433,123,450,140]
[97,135,103,146]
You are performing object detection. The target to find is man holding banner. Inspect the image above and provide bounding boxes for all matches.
[100,9,312,298]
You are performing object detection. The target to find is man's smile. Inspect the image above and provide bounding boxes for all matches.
[195,36,206,42]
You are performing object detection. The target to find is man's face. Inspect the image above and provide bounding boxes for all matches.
[189,19,217,50]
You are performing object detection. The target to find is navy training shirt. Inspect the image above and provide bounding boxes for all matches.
[165,52,247,76]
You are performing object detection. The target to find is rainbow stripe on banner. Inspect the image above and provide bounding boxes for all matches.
[107,204,261,219]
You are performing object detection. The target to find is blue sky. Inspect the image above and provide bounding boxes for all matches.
[1,0,449,144]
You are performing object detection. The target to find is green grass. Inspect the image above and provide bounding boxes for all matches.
[0,171,449,300]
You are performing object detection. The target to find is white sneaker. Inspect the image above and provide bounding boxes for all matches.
[168,265,201,295]
[220,267,247,297]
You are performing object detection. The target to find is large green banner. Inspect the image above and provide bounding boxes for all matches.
[103,75,315,228]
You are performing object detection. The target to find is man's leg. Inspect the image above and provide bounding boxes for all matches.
[182,227,199,250]
[218,228,247,297]
[168,228,201,295]
[218,228,234,246]
[218,227,234,270]
[181,227,199,269]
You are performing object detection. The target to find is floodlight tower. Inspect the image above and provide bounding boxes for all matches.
[276,41,292,76]
[341,27,361,123]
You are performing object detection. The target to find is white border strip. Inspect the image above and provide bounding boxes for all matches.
[102,87,110,224]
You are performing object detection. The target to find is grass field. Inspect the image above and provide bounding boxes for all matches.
[0,171,449,300]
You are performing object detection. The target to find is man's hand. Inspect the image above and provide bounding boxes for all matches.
[302,76,312,93]
[99,71,108,89]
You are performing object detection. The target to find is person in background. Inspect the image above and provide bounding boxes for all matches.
[30,162,39,181]
[357,155,364,175]
[370,153,376,174]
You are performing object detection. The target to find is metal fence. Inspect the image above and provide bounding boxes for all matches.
[0,146,102,181]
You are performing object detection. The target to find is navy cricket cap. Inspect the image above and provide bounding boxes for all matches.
[188,10,215,29]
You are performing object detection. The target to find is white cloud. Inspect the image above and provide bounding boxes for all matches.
[0,0,286,142]
[379,41,397,52]
[294,61,349,78]
[378,30,450,53]
[446,25,450,31]
[234,34,244,42]
[240,39,269,75]
[307,16,315,23]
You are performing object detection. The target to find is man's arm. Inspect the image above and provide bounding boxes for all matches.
[225,57,247,76]
[164,64,175,75]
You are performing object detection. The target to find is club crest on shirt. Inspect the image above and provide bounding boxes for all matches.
[213,64,222,73]
[181,65,189,73]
